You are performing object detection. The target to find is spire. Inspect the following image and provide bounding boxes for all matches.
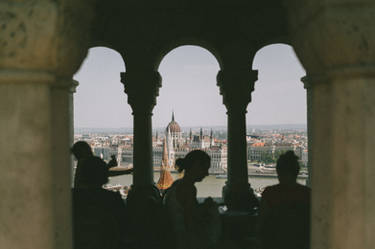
[157,139,174,191]
[200,127,203,139]
[210,129,213,138]
[189,128,192,140]
[172,111,175,121]
[161,139,169,169]
[167,126,171,136]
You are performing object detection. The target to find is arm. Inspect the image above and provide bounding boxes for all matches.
[108,168,133,177]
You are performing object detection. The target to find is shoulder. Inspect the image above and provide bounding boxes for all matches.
[176,180,196,194]
[175,180,197,205]
[294,183,311,194]
[261,184,285,203]
[262,184,280,196]
[296,184,311,200]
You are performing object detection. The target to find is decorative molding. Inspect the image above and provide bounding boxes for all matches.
[0,69,55,84]
[300,64,375,89]
[217,69,258,113]
[120,71,162,115]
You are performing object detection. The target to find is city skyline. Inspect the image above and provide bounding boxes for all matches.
[73,44,306,128]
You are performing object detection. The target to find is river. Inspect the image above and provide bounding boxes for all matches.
[108,172,306,198]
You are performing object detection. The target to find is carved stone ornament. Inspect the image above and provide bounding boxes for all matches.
[120,71,162,114]
[217,69,258,113]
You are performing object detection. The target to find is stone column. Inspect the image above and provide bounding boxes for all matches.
[0,70,56,249]
[50,78,78,249]
[120,70,162,197]
[120,70,162,246]
[301,76,312,187]
[217,69,258,211]
[69,80,79,186]
[285,2,375,248]
[306,71,375,249]
[121,71,161,190]
[0,1,92,248]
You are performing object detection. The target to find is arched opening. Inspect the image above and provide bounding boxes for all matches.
[153,45,226,198]
[73,46,133,192]
[247,44,308,194]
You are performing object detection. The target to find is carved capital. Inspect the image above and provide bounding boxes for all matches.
[286,1,375,75]
[50,78,79,93]
[70,80,79,94]
[301,76,310,90]
[0,1,93,76]
[217,69,258,113]
[120,71,162,115]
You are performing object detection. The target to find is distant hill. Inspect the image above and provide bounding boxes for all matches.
[246,124,307,130]
[74,127,133,134]
[75,124,306,134]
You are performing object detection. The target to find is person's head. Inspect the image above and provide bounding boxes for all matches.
[77,156,108,188]
[71,141,93,160]
[276,150,300,184]
[175,150,211,182]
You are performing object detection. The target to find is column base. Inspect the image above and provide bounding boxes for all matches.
[126,185,163,248]
[222,182,259,212]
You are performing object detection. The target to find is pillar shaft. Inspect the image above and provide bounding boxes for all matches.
[69,81,79,186]
[133,111,153,186]
[120,70,162,247]
[121,71,161,188]
[0,70,55,249]
[302,76,312,187]
[217,69,258,211]
[310,73,375,249]
[227,109,248,186]
[50,79,77,249]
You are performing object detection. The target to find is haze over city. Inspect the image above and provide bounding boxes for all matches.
[73,44,306,128]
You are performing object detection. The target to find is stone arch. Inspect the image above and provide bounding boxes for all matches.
[249,43,306,123]
[155,45,223,126]
[84,45,127,72]
[73,46,132,129]
[155,42,223,70]
[252,43,304,70]
[247,43,308,182]
[153,45,227,193]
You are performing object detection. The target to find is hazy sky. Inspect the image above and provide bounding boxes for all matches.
[73,45,306,128]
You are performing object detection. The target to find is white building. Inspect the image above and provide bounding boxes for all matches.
[153,112,227,174]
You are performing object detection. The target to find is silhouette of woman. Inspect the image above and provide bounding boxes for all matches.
[163,150,221,249]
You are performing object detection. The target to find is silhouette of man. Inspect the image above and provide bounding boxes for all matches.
[72,156,129,249]
[258,151,310,249]
[71,141,133,187]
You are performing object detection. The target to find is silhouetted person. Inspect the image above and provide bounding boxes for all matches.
[163,150,221,249]
[73,156,128,249]
[258,151,310,249]
[71,141,133,187]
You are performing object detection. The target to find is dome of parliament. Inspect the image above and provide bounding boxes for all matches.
[166,112,181,133]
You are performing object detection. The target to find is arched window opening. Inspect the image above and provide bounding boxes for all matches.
[153,45,226,198]
[247,44,308,195]
[73,47,133,192]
